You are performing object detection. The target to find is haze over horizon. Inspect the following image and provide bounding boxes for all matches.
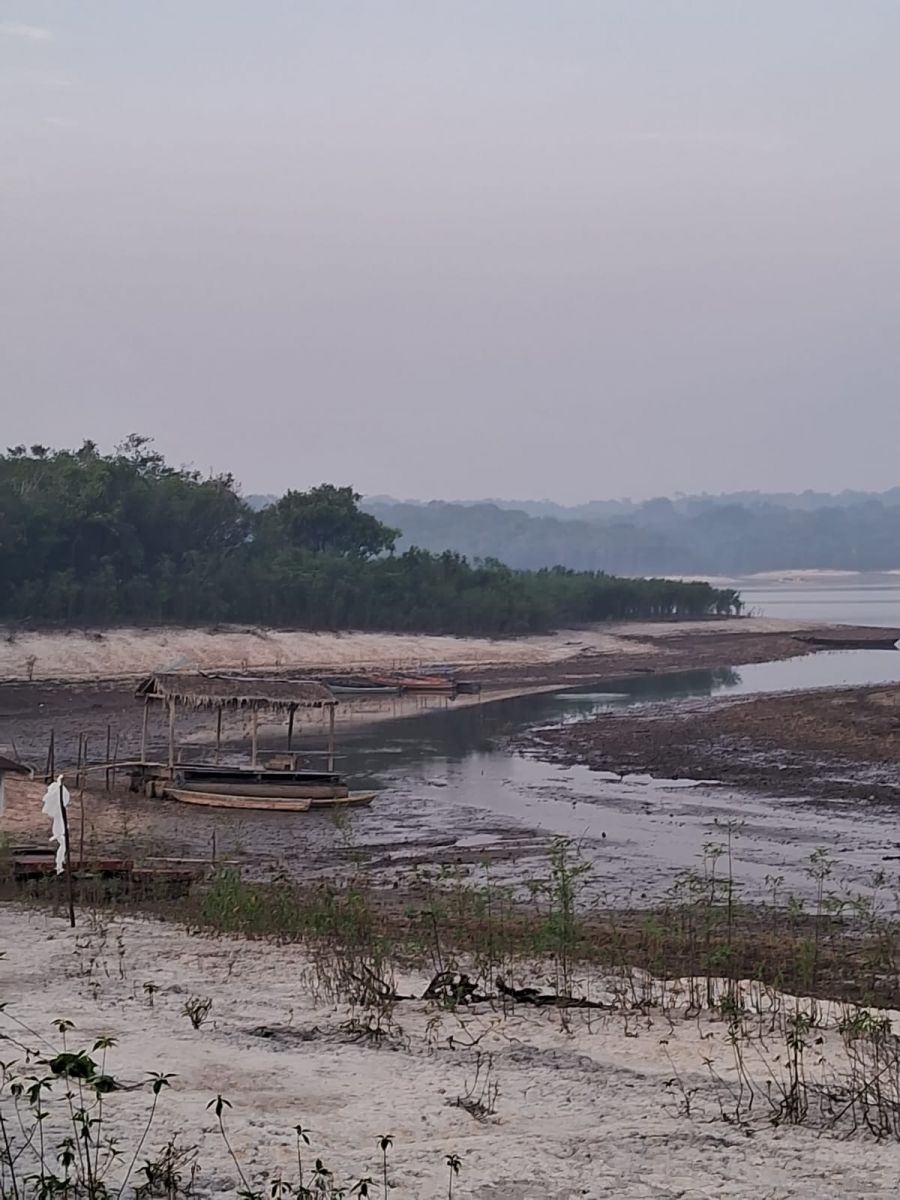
[3,2,900,503]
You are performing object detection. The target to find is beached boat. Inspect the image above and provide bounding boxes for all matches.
[327,684,403,697]
[163,788,375,811]
[367,672,458,693]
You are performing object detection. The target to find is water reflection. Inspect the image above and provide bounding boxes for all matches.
[337,650,900,783]
[142,649,900,906]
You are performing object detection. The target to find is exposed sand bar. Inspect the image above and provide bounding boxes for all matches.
[0,617,833,684]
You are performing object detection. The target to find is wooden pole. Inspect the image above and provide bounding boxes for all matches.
[45,728,55,783]
[286,706,295,753]
[79,788,85,867]
[140,699,149,764]
[327,704,336,773]
[75,733,83,791]
[105,724,112,791]
[215,706,223,765]
[167,700,176,777]
[59,788,76,928]
[251,708,259,767]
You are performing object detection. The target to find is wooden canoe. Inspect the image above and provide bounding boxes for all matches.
[164,788,312,811]
[163,788,376,812]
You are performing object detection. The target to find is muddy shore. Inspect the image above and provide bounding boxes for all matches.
[520,682,900,805]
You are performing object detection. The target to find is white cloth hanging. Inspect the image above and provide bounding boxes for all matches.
[41,775,70,874]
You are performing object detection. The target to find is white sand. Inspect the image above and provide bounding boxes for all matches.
[1,906,897,1198]
[0,619,814,683]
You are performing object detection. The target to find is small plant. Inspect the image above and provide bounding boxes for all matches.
[453,1052,499,1121]
[182,996,213,1030]
[445,1153,462,1200]
[378,1134,393,1198]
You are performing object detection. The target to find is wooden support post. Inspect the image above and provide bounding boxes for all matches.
[79,788,85,867]
[167,700,176,777]
[140,699,149,764]
[105,724,112,791]
[327,704,336,773]
[286,705,295,753]
[251,708,259,767]
[75,733,83,790]
[215,706,223,765]
[45,728,55,783]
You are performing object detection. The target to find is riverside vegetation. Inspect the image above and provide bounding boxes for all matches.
[3,836,900,1197]
[0,439,739,632]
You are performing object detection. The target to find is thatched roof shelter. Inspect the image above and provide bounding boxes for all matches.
[135,673,337,713]
[0,754,29,774]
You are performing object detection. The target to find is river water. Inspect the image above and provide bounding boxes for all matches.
[153,642,900,909]
[740,577,900,627]
[149,585,900,907]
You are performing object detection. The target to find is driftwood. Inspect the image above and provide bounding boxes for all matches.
[495,975,610,1009]
[345,968,608,1010]
[422,971,489,1005]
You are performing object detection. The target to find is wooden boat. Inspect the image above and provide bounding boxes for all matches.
[164,787,375,811]
[327,684,402,697]
[164,788,313,811]
[368,672,458,693]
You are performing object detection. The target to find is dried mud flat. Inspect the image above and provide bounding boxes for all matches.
[2,906,900,1199]
[521,684,900,805]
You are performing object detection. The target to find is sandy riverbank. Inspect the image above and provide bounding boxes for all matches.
[0,616,873,685]
[2,905,898,1198]
[2,618,893,774]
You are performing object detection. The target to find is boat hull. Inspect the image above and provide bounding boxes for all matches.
[163,788,375,811]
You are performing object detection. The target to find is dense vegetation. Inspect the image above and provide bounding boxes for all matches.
[359,493,900,576]
[0,439,739,632]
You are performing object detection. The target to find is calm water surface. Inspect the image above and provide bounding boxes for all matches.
[157,646,900,907]
[740,580,900,627]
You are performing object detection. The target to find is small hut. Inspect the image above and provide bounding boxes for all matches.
[0,753,29,815]
[134,673,339,773]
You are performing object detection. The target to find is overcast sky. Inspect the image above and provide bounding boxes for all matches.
[2,2,899,503]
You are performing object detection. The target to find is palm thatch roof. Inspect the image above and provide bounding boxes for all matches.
[0,754,29,774]
[135,673,337,712]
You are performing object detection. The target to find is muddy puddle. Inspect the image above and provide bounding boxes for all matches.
[122,648,900,908]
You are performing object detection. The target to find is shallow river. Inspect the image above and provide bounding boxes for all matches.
[155,647,900,909]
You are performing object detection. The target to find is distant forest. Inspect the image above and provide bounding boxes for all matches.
[0,440,739,633]
[349,490,900,576]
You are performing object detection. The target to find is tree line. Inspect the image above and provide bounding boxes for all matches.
[0,439,740,632]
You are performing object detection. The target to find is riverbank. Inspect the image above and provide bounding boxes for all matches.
[2,619,893,770]
[520,682,900,805]
[1,616,893,686]
[2,903,899,1198]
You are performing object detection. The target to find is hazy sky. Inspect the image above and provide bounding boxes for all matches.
[2,2,899,503]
